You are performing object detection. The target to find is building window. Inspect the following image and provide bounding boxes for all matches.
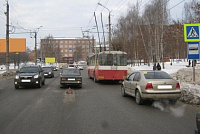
[60,45,63,48]
[65,41,68,43]
[69,41,72,44]
[65,50,68,52]
[65,54,68,57]
[69,54,72,57]
[60,41,63,43]
[65,45,67,48]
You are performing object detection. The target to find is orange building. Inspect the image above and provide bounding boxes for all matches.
[40,37,95,63]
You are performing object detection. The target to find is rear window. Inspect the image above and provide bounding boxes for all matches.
[143,71,172,79]
[62,69,80,75]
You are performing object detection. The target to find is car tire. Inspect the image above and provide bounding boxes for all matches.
[42,79,45,85]
[121,85,127,97]
[135,90,143,105]
[38,80,42,88]
[79,84,82,88]
[15,85,19,89]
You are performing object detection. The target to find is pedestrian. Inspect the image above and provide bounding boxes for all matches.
[153,63,157,70]
[157,63,161,70]
[189,60,191,67]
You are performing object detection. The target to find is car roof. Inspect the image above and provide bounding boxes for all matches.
[22,65,40,68]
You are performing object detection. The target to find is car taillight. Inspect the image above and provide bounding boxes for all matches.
[176,83,180,89]
[76,78,82,81]
[145,83,153,90]
[61,78,67,81]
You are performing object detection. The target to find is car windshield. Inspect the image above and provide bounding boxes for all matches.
[20,67,39,73]
[62,69,80,76]
[42,67,52,71]
[143,71,172,79]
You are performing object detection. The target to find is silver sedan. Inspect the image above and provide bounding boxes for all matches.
[121,70,181,105]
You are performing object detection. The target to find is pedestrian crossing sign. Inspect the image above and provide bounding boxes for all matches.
[184,23,200,42]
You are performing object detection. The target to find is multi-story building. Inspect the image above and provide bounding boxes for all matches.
[40,37,95,63]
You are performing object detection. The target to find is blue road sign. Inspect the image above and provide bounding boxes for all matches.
[184,24,200,42]
[187,42,200,59]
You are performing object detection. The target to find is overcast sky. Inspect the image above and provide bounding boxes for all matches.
[0,0,187,50]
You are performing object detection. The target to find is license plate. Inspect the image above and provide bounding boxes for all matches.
[157,85,172,89]
[68,78,75,81]
[21,79,31,82]
[44,74,48,76]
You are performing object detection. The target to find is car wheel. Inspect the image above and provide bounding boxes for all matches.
[60,84,63,88]
[135,90,143,105]
[42,79,45,85]
[15,85,19,89]
[79,84,82,88]
[121,85,127,97]
[38,80,42,88]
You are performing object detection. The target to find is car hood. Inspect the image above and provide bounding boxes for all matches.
[18,72,38,76]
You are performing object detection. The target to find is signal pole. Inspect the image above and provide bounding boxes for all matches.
[5,1,9,73]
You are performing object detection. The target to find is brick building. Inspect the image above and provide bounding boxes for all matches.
[40,37,95,63]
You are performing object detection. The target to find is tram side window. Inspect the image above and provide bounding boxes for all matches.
[99,54,113,66]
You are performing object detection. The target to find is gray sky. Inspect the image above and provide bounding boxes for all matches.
[0,0,187,50]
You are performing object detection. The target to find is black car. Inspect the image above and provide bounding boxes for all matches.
[42,66,54,78]
[51,66,58,71]
[14,65,45,89]
[60,68,82,88]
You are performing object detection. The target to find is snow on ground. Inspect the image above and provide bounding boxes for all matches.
[128,60,200,105]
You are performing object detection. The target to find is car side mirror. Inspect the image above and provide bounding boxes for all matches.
[124,78,128,81]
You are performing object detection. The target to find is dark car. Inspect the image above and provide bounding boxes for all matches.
[42,66,54,78]
[14,65,45,89]
[60,68,82,88]
[51,66,58,71]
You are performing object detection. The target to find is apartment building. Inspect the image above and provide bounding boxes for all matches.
[40,37,95,63]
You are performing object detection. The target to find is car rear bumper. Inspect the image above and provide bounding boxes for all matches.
[141,90,181,100]
[60,81,82,86]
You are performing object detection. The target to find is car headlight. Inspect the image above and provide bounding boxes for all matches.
[15,75,19,79]
[49,72,51,74]
[34,75,39,79]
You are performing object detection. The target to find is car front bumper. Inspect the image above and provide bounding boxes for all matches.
[14,78,41,86]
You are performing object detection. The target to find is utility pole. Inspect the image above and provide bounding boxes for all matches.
[94,12,101,53]
[101,13,106,51]
[5,1,9,72]
[108,12,111,51]
[35,32,37,65]
[97,3,111,51]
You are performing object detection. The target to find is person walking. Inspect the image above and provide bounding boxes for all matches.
[153,63,157,70]
[157,63,161,70]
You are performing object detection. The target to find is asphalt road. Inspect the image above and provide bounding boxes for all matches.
[0,69,199,134]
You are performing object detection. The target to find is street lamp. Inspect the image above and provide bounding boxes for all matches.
[34,26,42,65]
[97,3,111,51]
